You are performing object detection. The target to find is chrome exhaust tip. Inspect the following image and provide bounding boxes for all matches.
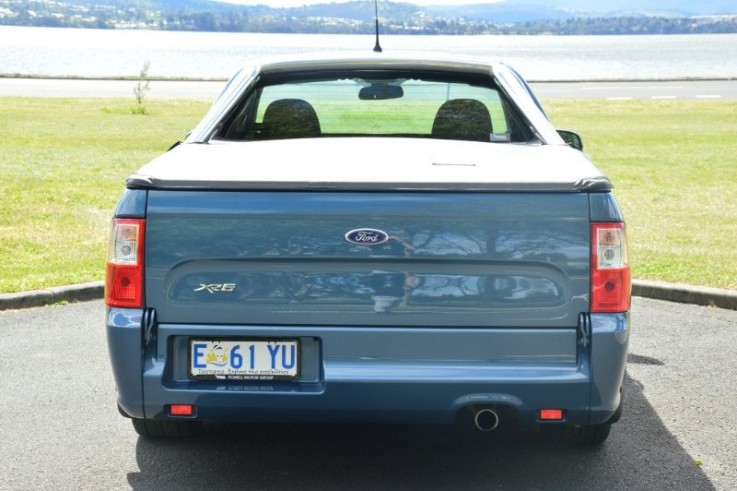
[474,408,500,432]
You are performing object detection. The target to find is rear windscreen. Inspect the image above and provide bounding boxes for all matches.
[217,70,532,143]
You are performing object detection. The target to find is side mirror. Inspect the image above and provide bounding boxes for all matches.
[557,130,583,151]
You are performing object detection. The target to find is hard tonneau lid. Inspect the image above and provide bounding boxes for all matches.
[127,138,611,193]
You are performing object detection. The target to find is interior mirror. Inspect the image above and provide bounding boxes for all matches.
[359,84,404,101]
[557,130,583,151]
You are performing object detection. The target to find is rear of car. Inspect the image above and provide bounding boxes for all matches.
[106,54,630,444]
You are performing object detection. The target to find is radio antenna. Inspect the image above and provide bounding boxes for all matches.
[372,0,382,53]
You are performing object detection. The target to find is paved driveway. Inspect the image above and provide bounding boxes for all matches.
[0,297,734,490]
[2,78,737,100]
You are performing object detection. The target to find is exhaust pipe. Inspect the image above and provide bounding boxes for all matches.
[474,408,500,432]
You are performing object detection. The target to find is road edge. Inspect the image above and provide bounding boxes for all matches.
[631,279,737,311]
[1,279,736,312]
[0,281,104,311]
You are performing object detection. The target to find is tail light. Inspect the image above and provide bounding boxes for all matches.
[591,222,631,313]
[105,218,145,308]
[539,409,564,421]
[168,404,195,417]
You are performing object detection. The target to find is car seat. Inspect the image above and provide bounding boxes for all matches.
[431,99,492,142]
[262,99,321,139]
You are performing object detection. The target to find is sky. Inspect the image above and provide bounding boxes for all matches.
[219,0,505,6]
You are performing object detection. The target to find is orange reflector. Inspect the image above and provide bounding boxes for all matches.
[539,409,564,421]
[169,404,194,417]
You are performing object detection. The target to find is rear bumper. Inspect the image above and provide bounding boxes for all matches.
[107,309,629,427]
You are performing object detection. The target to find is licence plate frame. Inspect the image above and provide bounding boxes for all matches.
[189,338,300,381]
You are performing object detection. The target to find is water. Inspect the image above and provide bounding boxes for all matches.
[1,26,736,81]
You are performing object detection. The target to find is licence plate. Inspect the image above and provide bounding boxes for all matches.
[189,339,299,381]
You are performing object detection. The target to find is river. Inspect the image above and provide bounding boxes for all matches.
[1,26,736,81]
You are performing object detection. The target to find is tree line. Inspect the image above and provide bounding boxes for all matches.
[2,1,735,35]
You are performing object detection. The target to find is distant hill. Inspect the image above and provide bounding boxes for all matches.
[500,0,737,16]
[1,0,736,34]
[425,0,737,22]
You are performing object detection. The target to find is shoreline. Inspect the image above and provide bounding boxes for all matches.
[2,74,736,83]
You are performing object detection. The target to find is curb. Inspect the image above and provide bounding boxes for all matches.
[631,279,737,311]
[0,281,103,311]
[1,279,736,312]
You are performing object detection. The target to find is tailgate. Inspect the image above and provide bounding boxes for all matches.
[145,191,590,327]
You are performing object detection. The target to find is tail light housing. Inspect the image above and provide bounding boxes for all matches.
[591,222,631,313]
[105,218,145,308]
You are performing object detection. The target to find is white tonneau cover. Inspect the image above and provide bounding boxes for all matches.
[128,138,610,192]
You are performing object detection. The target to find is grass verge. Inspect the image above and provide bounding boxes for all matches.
[546,99,737,290]
[0,98,210,293]
[0,97,735,293]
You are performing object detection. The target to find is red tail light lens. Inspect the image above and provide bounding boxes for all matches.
[105,218,145,308]
[169,404,195,417]
[591,223,631,313]
[539,409,564,421]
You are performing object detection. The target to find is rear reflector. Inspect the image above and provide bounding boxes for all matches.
[169,404,194,417]
[591,223,631,313]
[539,409,564,421]
[105,218,145,308]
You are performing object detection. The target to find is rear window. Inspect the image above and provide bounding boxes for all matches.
[217,71,532,143]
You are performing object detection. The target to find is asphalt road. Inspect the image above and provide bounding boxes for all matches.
[1,78,737,100]
[1,297,735,490]
[532,80,737,100]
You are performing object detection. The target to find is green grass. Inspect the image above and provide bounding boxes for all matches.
[0,98,210,293]
[0,97,735,293]
[545,99,737,289]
